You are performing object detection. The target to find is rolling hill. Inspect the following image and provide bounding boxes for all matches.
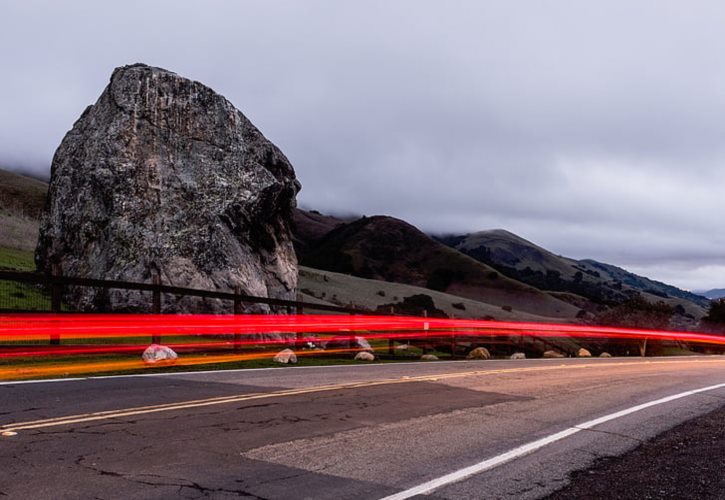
[292,208,346,258]
[437,229,709,320]
[301,215,580,319]
[699,289,725,300]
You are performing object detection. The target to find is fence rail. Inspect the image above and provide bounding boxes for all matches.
[0,270,360,315]
[0,270,617,359]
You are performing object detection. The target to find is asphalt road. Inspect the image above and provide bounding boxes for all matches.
[2,356,725,499]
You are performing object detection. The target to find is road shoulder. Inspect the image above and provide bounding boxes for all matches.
[547,403,725,499]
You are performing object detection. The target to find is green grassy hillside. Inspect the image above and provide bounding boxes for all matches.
[0,167,47,251]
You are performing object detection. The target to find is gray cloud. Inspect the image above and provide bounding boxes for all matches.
[1,0,724,290]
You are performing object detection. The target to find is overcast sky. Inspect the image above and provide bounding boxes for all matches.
[2,1,724,291]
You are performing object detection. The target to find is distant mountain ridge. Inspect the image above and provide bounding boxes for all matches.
[699,289,725,300]
[436,229,709,315]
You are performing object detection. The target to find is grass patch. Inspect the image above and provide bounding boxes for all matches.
[0,279,50,310]
[0,246,49,310]
[0,246,35,271]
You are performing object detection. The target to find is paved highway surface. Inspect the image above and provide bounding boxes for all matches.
[1,356,725,499]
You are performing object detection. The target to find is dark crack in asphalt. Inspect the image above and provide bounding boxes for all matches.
[577,426,645,444]
[75,457,269,499]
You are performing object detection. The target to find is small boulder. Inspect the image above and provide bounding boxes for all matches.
[273,348,297,364]
[577,348,592,357]
[543,350,565,358]
[600,352,612,358]
[510,352,526,360]
[394,344,410,351]
[142,344,178,364]
[354,351,375,361]
[467,347,491,360]
[421,354,439,361]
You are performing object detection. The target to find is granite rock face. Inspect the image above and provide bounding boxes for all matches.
[36,64,300,312]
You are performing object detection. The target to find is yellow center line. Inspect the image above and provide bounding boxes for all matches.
[3,358,725,433]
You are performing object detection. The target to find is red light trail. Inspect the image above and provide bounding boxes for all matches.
[0,314,723,380]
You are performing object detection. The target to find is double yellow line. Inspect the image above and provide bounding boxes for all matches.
[3,358,724,435]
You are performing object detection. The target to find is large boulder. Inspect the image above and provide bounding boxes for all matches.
[36,64,300,313]
[577,348,592,357]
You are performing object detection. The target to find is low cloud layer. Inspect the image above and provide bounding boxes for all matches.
[2,1,724,290]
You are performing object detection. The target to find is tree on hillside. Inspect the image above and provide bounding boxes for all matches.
[700,299,725,333]
[594,295,675,356]
[595,295,674,330]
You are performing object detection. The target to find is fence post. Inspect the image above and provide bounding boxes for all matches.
[234,286,243,351]
[296,293,304,347]
[50,263,62,345]
[151,273,162,344]
[422,309,429,353]
[450,313,456,359]
[388,306,395,355]
[640,337,648,357]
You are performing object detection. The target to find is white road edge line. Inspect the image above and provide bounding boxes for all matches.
[0,355,712,386]
[379,381,725,500]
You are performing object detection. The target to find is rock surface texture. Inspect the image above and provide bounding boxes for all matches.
[36,64,300,312]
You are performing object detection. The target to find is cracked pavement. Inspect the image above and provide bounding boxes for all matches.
[1,357,725,499]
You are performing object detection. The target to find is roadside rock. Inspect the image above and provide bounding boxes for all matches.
[421,354,439,361]
[467,347,491,360]
[273,348,297,364]
[510,352,526,360]
[36,64,300,314]
[394,344,410,351]
[543,350,565,358]
[577,348,592,357]
[354,351,375,361]
[142,344,178,364]
[600,352,612,358]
